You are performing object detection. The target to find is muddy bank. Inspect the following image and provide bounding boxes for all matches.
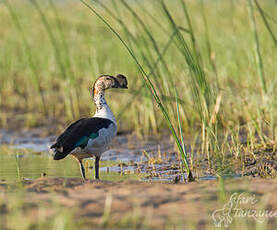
[1,178,277,229]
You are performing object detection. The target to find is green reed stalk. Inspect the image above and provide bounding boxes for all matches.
[48,0,81,117]
[161,0,213,121]
[95,0,187,122]
[161,0,218,164]
[254,0,277,47]
[259,6,277,24]
[30,0,75,119]
[179,0,199,59]
[48,0,71,73]
[200,0,219,90]
[97,0,190,99]
[4,0,47,114]
[247,0,267,95]
[134,0,170,36]
[125,0,195,102]
[96,0,137,51]
[120,0,170,76]
[119,0,175,94]
[248,0,270,145]
[175,88,188,163]
[80,0,192,178]
[253,1,277,142]
[117,29,182,119]
[29,0,65,78]
[96,0,163,128]
[134,0,193,49]
[48,0,76,84]
[100,0,162,93]
[95,0,163,93]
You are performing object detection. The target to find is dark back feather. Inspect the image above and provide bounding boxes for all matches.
[51,117,113,160]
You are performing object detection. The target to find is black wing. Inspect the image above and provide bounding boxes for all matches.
[50,117,113,160]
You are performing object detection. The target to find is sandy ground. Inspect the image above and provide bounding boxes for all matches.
[1,177,277,229]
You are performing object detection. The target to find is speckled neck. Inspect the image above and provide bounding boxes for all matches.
[93,89,107,112]
[93,87,116,124]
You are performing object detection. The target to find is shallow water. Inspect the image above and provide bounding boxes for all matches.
[0,152,144,181]
[0,129,185,181]
[0,129,244,182]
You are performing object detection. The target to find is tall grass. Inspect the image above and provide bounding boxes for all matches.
[30,0,79,120]
[4,0,47,114]
[160,1,216,160]
[254,0,277,47]
[80,0,193,179]
[248,0,267,96]
[253,0,277,141]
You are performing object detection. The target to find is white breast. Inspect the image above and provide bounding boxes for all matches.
[93,104,116,124]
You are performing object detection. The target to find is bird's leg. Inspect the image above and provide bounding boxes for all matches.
[72,155,86,181]
[95,156,100,180]
[79,159,86,181]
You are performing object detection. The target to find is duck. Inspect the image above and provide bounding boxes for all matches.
[50,74,128,180]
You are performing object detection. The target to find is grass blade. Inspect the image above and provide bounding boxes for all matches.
[248,0,267,95]
[254,0,277,47]
[80,0,192,178]
[4,0,47,113]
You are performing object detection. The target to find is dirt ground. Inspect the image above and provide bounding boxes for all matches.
[1,177,277,229]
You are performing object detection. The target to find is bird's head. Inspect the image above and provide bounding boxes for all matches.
[93,74,128,97]
[114,74,128,89]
